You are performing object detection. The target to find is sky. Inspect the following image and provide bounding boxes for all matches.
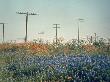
[0,0,110,42]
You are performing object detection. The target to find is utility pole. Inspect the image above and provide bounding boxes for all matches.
[90,36,93,43]
[16,12,38,42]
[0,23,6,42]
[38,32,45,43]
[94,33,100,43]
[77,18,84,44]
[78,23,79,44]
[94,33,96,42]
[53,24,60,45]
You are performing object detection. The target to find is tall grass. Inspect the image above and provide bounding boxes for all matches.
[0,39,110,82]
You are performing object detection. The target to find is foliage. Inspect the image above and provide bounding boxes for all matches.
[0,39,110,81]
[0,50,110,82]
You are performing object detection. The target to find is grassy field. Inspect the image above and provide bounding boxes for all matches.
[0,42,110,82]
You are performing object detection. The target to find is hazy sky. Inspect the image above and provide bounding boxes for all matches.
[0,0,110,42]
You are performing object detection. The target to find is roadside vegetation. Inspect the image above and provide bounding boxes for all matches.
[0,38,110,82]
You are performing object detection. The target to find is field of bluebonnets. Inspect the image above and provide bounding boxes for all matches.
[0,40,110,82]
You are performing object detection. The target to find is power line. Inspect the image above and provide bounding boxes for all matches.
[53,24,60,45]
[16,12,38,42]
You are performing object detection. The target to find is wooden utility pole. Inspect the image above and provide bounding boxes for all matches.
[53,24,60,45]
[0,23,6,42]
[16,12,38,42]
[77,18,84,44]
[94,33,96,42]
